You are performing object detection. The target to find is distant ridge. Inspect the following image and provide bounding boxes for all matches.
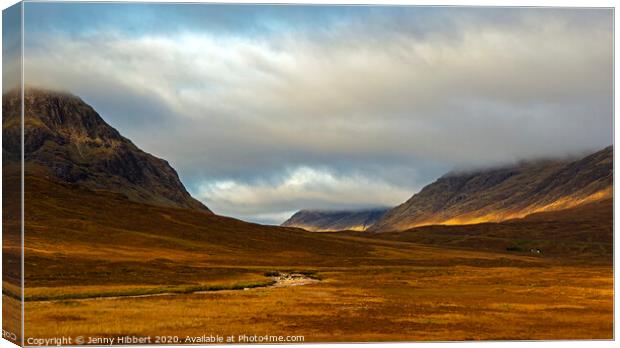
[282,207,390,232]
[370,146,612,232]
[2,87,211,212]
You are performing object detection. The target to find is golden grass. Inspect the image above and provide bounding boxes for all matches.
[4,175,613,342]
[24,265,612,341]
[22,277,274,302]
[403,188,613,229]
[3,295,21,344]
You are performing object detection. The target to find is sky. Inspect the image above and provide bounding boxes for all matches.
[17,3,613,224]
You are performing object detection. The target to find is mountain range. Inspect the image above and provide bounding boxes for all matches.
[369,146,612,232]
[281,208,390,231]
[3,88,613,234]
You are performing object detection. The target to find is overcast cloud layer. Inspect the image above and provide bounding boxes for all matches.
[21,4,613,224]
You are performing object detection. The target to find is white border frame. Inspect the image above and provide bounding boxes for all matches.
[0,1,616,348]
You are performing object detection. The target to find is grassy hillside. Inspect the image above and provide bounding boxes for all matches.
[362,199,612,262]
[3,174,611,341]
[371,146,612,232]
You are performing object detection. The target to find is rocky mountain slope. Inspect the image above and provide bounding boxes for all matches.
[2,87,210,212]
[370,146,612,232]
[282,208,390,231]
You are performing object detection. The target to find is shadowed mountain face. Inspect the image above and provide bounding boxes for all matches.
[282,208,390,231]
[2,88,211,212]
[370,146,612,232]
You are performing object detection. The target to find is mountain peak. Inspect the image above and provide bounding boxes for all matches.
[3,87,211,212]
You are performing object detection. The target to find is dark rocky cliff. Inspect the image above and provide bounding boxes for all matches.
[3,87,211,212]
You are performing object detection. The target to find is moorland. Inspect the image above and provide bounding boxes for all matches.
[1,89,613,343]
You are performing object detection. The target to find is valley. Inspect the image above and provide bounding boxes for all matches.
[4,174,612,341]
[2,88,613,343]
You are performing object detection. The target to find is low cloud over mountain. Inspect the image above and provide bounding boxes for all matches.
[19,5,613,223]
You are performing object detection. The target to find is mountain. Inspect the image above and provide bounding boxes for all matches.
[2,87,211,212]
[367,197,613,259]
[281,207,390,231]
[370,146,612,232]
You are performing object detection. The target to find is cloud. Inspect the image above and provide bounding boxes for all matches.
[196,166,410,224]
[22,5,613,223]
[3,3,22,92]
